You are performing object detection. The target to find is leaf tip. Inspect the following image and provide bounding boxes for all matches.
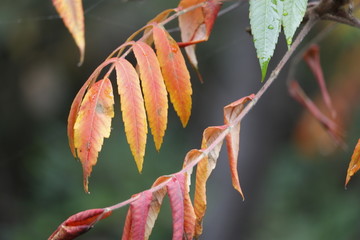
[260,60,269,82]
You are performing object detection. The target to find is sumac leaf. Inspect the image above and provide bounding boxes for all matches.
[48,208,111,240]
[224,95,255,199]
[115,58,148,172]
[133,41,168,151]
[249,0,282,81]
[153,24,192,127]
[346,139,360,186]
[73,78,114,193]
[167,176,185,240]
[194,126,225,237]
[130,191,153,240]
[282,0,307,46]
[52,0,85,65]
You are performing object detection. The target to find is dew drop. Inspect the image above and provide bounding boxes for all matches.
[286,37,292,45]
[283,11,288,16]
[268,25,274,30]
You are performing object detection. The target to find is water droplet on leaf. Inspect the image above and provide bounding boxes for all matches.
[268,25,274,30]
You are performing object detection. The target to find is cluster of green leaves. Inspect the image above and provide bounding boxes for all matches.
[250,0,308,80]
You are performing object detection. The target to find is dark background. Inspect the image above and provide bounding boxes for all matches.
[1,0,360,239]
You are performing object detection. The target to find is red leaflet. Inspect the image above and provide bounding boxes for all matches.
[166,176,185,240]
[48,208,112,240]
[303,45,335,118]
[73,78,115,193]
[52,0,85,65]
[130,191,153,240]
[346,139,360,186]
[122,208,132,240]
[153,24,192,127]
[132,41,168,151]
[224,95,255,199]
[115,58,148,172]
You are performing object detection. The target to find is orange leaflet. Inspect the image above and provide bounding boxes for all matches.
[178,0,222,69]
[115,58,148,172]
[52,0,85,65]
[144,177,170,240]
[346,139,360,186]
[73,78,114,193]
[132,41,168,151]
[48,208,112,240]
[166,176,185,240]
[194,126,225,237]
[224,95,255,199]
[153,24,192,127]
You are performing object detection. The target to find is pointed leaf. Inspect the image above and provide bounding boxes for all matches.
[144,176,170,240]
[183,174,196,240]
[133,41,168,151]
[194,126,225,237]
[115,58,148,172]
[153,24,192,127]
[130,191,153,240]
[249,0,282,81]
[282,0,307,46]
[143,9,175,46]
[48,208,112,240]
[346,139,360,186]
[52,0,85,65]
[166,176,185,240]
[73,78,114,193]
[224,95,255,199]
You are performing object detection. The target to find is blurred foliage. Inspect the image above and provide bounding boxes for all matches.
[1,1,360,240]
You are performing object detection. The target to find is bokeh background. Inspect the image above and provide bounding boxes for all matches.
[1,0,360,239]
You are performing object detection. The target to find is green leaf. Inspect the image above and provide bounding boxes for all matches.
[282,0,308,47]
[250,0,282,81]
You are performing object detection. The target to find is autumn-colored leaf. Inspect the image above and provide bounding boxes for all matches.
[48,208,112,240]
[194,126,225,237]
[144,177,170,240]
[178,0,221,71]
[166,176,185,240]
[52,0,85,65]
[132,41,168,151]
[143,9,176,45]
[346,139,360,186]
[67,78,94,158]
[115,58,148,172]
[303,45,335,118]
[73,78,114,193]
[122,207,132,240]
[153,24,192,127]
[224,95,255,199]
[130,191,153,240]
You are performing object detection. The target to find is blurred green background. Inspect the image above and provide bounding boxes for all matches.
[1,0,360,239]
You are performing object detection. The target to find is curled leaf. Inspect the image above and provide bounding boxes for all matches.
[194,126,225,237]
[115,58,148,172]
[345,139,360,186]
[52,0,85,65]
[224,95,255,199]
[74,78,114,193]
[133,41,168,151]
[48,208,112,240]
